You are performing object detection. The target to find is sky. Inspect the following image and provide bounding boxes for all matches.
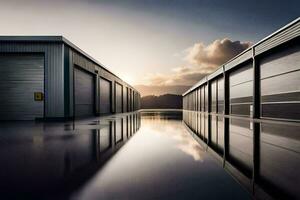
[0,0,299,96]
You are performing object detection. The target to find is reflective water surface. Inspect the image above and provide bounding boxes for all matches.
[0,110,250,199]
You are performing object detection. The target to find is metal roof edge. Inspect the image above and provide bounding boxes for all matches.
[0,35,63,42]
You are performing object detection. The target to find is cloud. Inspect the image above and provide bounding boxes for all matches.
[186,38,252,68]
[144,38,252,87]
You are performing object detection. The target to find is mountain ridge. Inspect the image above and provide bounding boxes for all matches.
[141,94,182,109]
[134,85,190,97]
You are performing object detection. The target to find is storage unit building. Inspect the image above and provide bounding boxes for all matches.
[182,18,300,199]
[0,36,141,120]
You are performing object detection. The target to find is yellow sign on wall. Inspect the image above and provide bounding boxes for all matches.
[34,92,44,101]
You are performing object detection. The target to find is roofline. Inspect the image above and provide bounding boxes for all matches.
[0,35,139,95]
[182,17,300,96]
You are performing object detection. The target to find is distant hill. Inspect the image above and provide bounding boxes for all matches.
[141,94,182,109]
[134,85,190,96]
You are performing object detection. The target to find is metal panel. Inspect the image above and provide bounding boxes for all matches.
[225,49,252,71]
[100,77,111,114]
[115,82,123,113]
[128,89,132,111]
[260,44,300,79]
[260,43,300,120]
[229,63,253,117]
[123,87,127,112]
[74,68,95,117]
[255,20,300,56]
[132,90,135,111]
[0,54,44,120]
[0,42,64,118]
[126,88,130,112]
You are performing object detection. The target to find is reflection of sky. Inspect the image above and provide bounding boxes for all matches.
[142,117,204,161]
[72,113,250,200]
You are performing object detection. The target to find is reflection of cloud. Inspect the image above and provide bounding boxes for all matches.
[177,143,203,161]
[144,38,252,87]
[143,117,204,161]
[171,130,204,161]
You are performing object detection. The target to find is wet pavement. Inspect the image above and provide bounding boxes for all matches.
[0,110,250,200]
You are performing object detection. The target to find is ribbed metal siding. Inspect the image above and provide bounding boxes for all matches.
[255,20,300,55]
[0,54,44,120]
[0,42,64,118]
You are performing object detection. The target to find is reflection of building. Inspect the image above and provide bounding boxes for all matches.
[0,36,140,120]
[183,18,300,199]
[0,112,141,197]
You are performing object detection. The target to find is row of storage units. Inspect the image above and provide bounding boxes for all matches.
[0,36,140,120]
[183,18,300,199]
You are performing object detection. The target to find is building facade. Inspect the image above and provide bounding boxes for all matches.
[0,36,140,120]
[183,18,300,199]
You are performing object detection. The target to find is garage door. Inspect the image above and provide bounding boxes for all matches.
[100,78,111,114]
[74,68,95,117]
[115,82,123,113]
[0,54,44,120]
[128,89,132,111]
[123,87,127,112]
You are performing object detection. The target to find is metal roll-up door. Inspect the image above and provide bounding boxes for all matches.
[0,54,44,120]
[74,67,95,117]
[100,77,111,114]
[131,90,134,111]
[115,82,123,113]
[128,89,131,111]
[123,87,127,112]
[127,88,130,112]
